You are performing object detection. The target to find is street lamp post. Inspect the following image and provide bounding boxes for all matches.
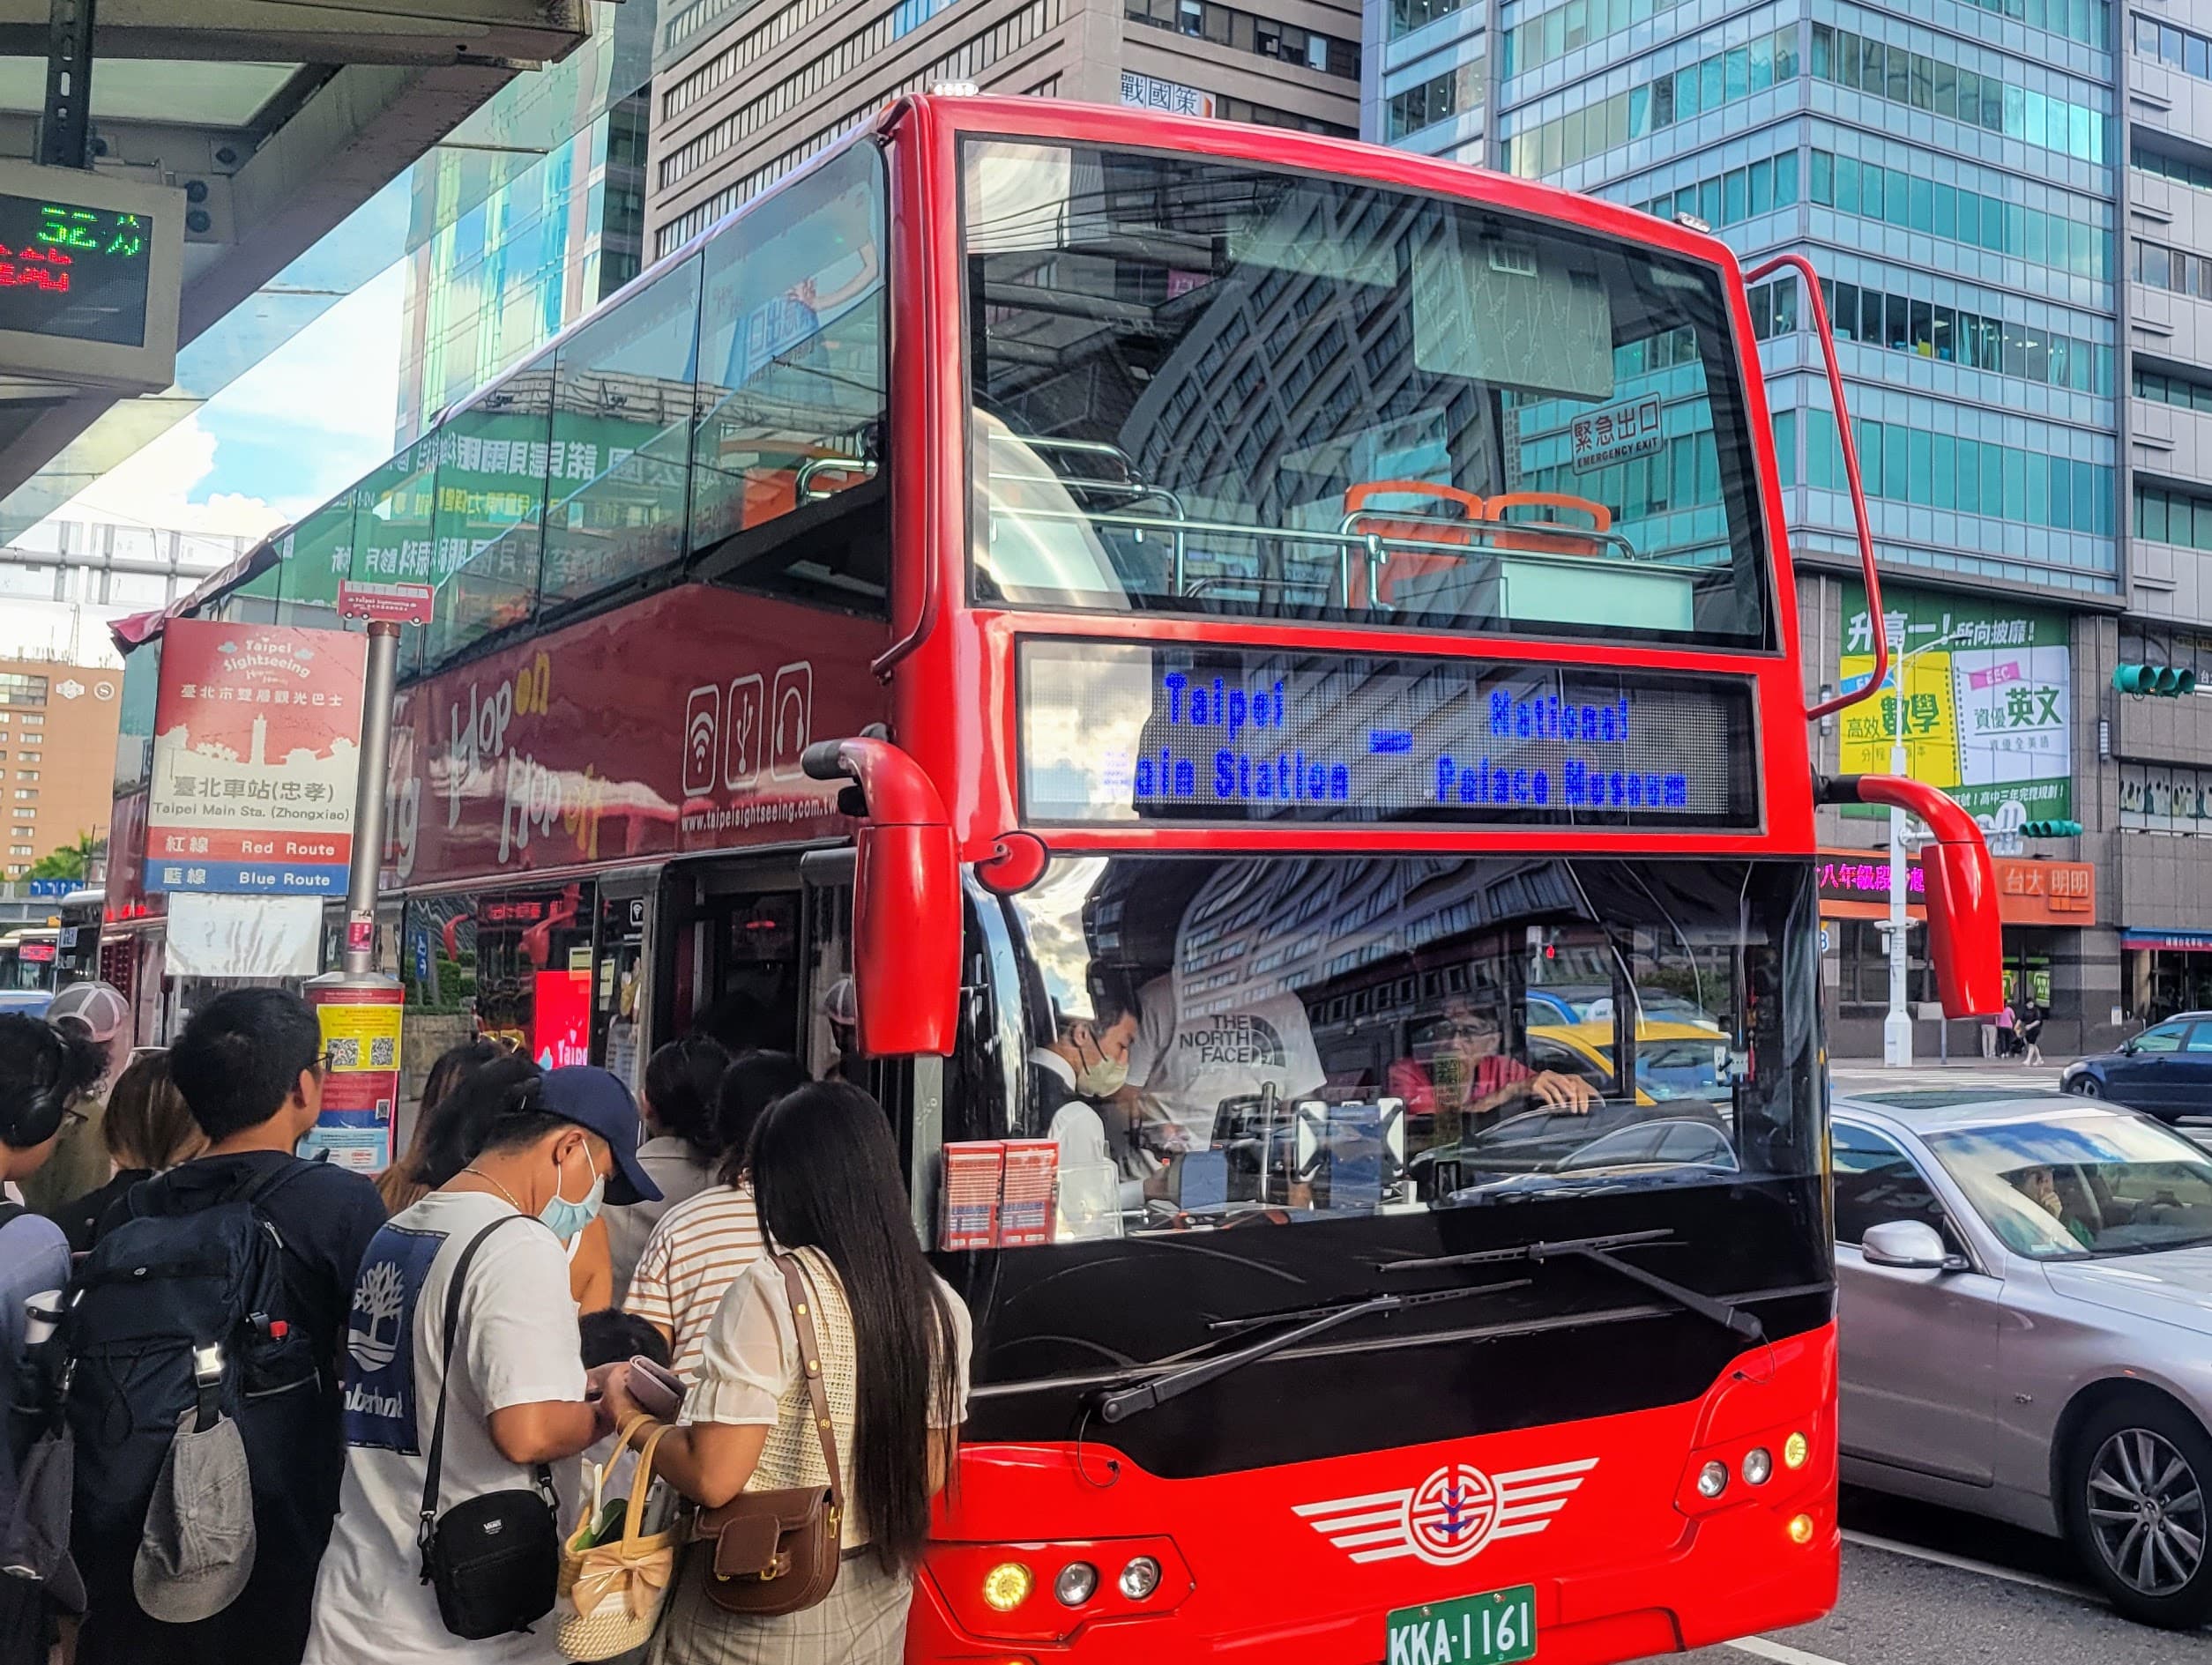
[1881,628,1969,1069]
[1883,665,1912,1067]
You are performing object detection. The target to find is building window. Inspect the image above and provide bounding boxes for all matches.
[1500,26,1798,178]
[12,770,34,782]
[1806,276,2111,395]
[2131,237,2212,299]
[1813,26,2104,164]
[2135,483,2212,552]
[1127,0,1359,78]
[2135,16,2212,84]
[1805,408,2112,535]
[1806,150,2111,282]
[0,673,47,706]
[14,750,34,762]
[1387,60,1485,139]
[2134,367,2212,413]
[1392,0,1465,40]
[11,790,34,800]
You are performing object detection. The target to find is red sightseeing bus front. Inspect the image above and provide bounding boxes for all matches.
[776,96,2000,1663]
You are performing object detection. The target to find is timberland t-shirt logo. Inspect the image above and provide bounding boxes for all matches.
[342,1224,444,1453]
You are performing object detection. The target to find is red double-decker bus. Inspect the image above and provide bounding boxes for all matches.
[123,92,2005,1663]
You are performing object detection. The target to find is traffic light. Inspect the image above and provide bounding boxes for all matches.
[2113,664,2197,695]
[2022,819,2083,837]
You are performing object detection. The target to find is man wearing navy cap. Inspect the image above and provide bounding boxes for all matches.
[305,1066,662,1665]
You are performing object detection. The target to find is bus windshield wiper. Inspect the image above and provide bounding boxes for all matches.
[1380,1229,1763,1342]
[1093,1292,1403,1425]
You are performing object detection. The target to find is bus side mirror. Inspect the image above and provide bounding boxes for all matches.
[1822,774,2003,1021]
[805,737,960,1057]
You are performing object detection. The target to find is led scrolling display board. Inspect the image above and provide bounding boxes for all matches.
[0,194,153,346]
[0,160,182,395]
[1019,641,1760,829]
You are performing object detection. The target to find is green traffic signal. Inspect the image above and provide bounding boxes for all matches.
[2021,819,2084,837]
[2113,664,2198,696]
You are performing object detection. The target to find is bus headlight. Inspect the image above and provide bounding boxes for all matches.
[1696,1461,1729,1499]
[1787,1513,1815,1545]
[1119,1556,1162,1600]
[1742,1447,1773,1485]
[982,1562,1033,1611]
[1783,1431,1810,1470]
[1054,1562,1099,1606]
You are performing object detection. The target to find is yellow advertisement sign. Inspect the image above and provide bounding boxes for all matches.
[317,1000,403,1074]
[1837,654,1960,790]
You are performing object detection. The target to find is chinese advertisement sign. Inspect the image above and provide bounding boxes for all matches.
[1837,582,2071,821]
[145,621,367,894]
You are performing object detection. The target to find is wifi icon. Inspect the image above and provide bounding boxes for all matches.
[682,686,720,796]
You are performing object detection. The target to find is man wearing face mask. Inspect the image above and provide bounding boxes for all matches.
[1029,1004,1140,1171]
[306,1067,658,1665]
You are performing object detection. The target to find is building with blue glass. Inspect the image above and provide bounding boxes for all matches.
[1367,1,2212,1052]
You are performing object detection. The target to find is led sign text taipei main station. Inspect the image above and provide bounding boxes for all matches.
[1018,643,1759,829]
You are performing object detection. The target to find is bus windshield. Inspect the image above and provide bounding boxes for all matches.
[967,855,1818,1240]
[964,139,1771,647]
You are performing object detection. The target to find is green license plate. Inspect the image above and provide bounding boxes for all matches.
[1385,1584,1537,1665]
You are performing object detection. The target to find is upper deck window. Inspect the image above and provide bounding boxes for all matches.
[964,140,1772,648]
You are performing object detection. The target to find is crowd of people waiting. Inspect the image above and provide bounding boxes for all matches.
[0,985,970,1665]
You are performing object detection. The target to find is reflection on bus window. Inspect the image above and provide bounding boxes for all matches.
[968,855,1815,1240]
[964,140,1769,647]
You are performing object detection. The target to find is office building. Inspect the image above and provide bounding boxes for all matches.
[0,655,122,880]
[1363,2,2212,1052]
[646,0,1364,259]
[395,3,657,442]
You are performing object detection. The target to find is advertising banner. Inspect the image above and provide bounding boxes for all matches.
[1837,583,2071,822]
[145,621,367,893]
[385,583,886,889]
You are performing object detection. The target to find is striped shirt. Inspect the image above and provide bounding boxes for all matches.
[624,1181,767,1378]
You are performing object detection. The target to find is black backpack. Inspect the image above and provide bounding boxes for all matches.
[58,1160,324,1589]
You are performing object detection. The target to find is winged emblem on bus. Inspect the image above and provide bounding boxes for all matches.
[1292,1458,1599,1568]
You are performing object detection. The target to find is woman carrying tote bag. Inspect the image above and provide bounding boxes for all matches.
[602,1082,972,1665]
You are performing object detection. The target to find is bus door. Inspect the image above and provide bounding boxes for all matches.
[654,854,811,1059]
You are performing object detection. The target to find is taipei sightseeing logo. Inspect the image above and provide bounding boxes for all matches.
[1293,1458,1599,1567]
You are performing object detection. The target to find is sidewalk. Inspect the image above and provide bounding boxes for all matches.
[1830,1059,2070,1096]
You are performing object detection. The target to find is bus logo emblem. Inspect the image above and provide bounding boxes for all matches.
[1292,1458,1598,1567]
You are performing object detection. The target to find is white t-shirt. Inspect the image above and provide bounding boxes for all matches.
[623,1182,768,1379]
[305,1191,588,1665]
[1125,973,1325,1147]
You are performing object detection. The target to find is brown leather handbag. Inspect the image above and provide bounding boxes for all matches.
[689,1254,844,1617]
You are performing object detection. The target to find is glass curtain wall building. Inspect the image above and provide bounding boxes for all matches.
[1364,2,2212,1054]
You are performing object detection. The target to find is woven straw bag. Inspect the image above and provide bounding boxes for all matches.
[556,1414,679,1661]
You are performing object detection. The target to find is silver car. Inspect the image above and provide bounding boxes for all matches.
[1833,1096,2212,1629]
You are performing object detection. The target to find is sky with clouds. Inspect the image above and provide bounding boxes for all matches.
[56,263,406,544]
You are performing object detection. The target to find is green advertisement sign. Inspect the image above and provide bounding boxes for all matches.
[1837,582,2072,820]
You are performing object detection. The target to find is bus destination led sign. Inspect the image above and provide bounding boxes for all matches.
[0,193,153,347]
[1019,642,1759,829]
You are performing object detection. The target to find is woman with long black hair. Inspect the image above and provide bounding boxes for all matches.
[605,1082,972,1664]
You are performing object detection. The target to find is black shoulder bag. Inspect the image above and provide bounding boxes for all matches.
[415,1214,563,1640]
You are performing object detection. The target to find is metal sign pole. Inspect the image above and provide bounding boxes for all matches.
[343,619,401,977]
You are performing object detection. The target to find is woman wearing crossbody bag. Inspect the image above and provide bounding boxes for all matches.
[602,1082,972,1665]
